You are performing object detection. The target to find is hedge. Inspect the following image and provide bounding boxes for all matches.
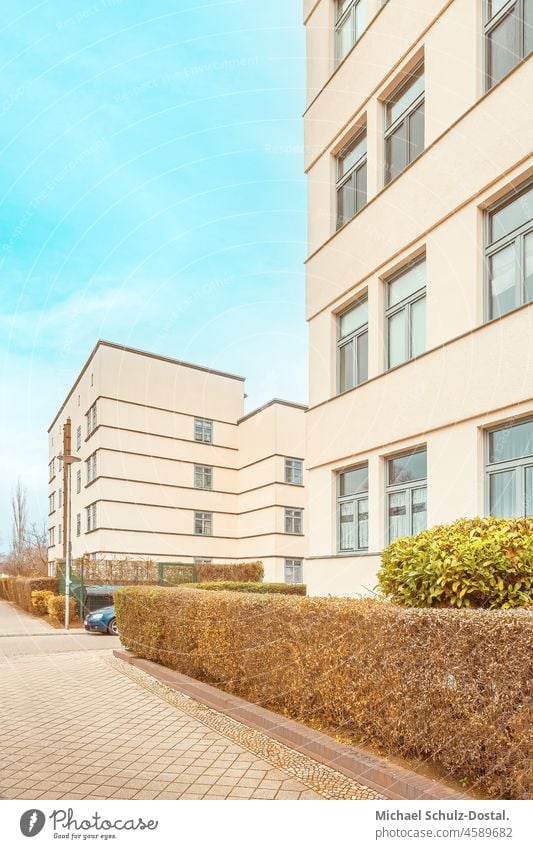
[195,561,263,583]
[378,516,533,608]
[190,581,306,596]
[31,590,55,616]
[14,577,59,613]
[47,594,77,626]
[0,576,16,601]
[115,587,532,799]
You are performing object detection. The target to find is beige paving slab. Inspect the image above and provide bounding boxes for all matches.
[0,647,321,801]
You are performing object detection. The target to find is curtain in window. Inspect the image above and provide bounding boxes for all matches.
[388,491,407,541]
[357,498,369,549]
[339,502,355,549]
[411,486,427,535]
[489,469,516,517]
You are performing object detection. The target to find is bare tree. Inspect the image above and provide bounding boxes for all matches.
[5,483,48,576]
[11,480,28,575]
[25,522,48,574]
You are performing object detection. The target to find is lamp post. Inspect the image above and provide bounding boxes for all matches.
[58,453,81,630]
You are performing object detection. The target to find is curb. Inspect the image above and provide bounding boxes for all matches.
[113,649,470,801]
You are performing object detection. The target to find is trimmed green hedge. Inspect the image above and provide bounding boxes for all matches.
[378,516,533,608]
[190,581,306,596]
[194,562,264,583]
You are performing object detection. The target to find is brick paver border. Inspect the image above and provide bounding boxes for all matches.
[113,650,470,801]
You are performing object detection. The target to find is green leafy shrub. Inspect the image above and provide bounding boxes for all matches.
[190,581,306,595]
[47,594,77,625]
[115,586,532,799]
[31,590,55,615]
[195,561,264,583]
[378,516,533,609]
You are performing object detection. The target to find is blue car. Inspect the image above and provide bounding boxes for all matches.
[84,605,118,635]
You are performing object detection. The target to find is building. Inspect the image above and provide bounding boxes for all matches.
[47,341,307,584]
[304,0,532,595]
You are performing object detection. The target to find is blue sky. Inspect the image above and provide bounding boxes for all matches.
[0,0,307,551]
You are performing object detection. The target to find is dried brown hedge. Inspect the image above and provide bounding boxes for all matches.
[0,576,16,601]
[115,587,533,799]
[47,594,77,625]
[14,577,58,613]
[195,561,264,583]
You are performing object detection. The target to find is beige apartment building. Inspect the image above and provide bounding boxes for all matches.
[47,341,307,584]
[304,0,532,595]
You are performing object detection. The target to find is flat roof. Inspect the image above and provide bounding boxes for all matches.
[48,339,246,432]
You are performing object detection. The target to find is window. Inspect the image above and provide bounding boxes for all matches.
[86,452,97,484]
[336,129,367,229]
[485,182,533,319]
[49,493,55,514]
[194,511,213,536]
[194,465,213,490]
[337,464,369,552]
[285,559,303,584]
[384,63,424,185]
[76,425,82,451]
[335,0,367,65]
[58,524,62,545]
[194,417,213,444]
[76,469,81,494]
[194,558,212,564]
[86,503,97,532]
[385,258,426,369]
[386,447,427,543]
[48,459,55,481]
[337,297,368,392]
[486,418,533,517]
[485,0,532,89]
[86,402,97,436]
[284,508,303,534]
[285,458,303,485]
[76,513,81,537]
[58,488,63,509]
[49,527,55,547]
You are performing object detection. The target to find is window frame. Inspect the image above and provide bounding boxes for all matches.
[49,527,55,547]
[76,425,82,452]
[384,257,426,370]
[194,464,213,490]
[86,451,97,484]
[337,295,369,393]
[86,503,97,532]
[86,403,97,437]
[194,511,213,536]
[194,417,213,444]
[76,513,81,538]
[284,508,303,534]
[334,0,367,66]
[336,463,369,553]
[484,0,531,90]
[385,447,428,544]
[383,61,425,186]
[76,469,82,495]
[284,457,303,485]
[484,417,533,517]
[284,558,303,584]
[484,180,533,321]
[335,127,367,230]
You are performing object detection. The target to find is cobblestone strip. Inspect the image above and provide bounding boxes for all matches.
[107,655,385,800]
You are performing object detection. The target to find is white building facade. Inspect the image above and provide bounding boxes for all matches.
[48,341,307,584]
[304,0,532,595]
